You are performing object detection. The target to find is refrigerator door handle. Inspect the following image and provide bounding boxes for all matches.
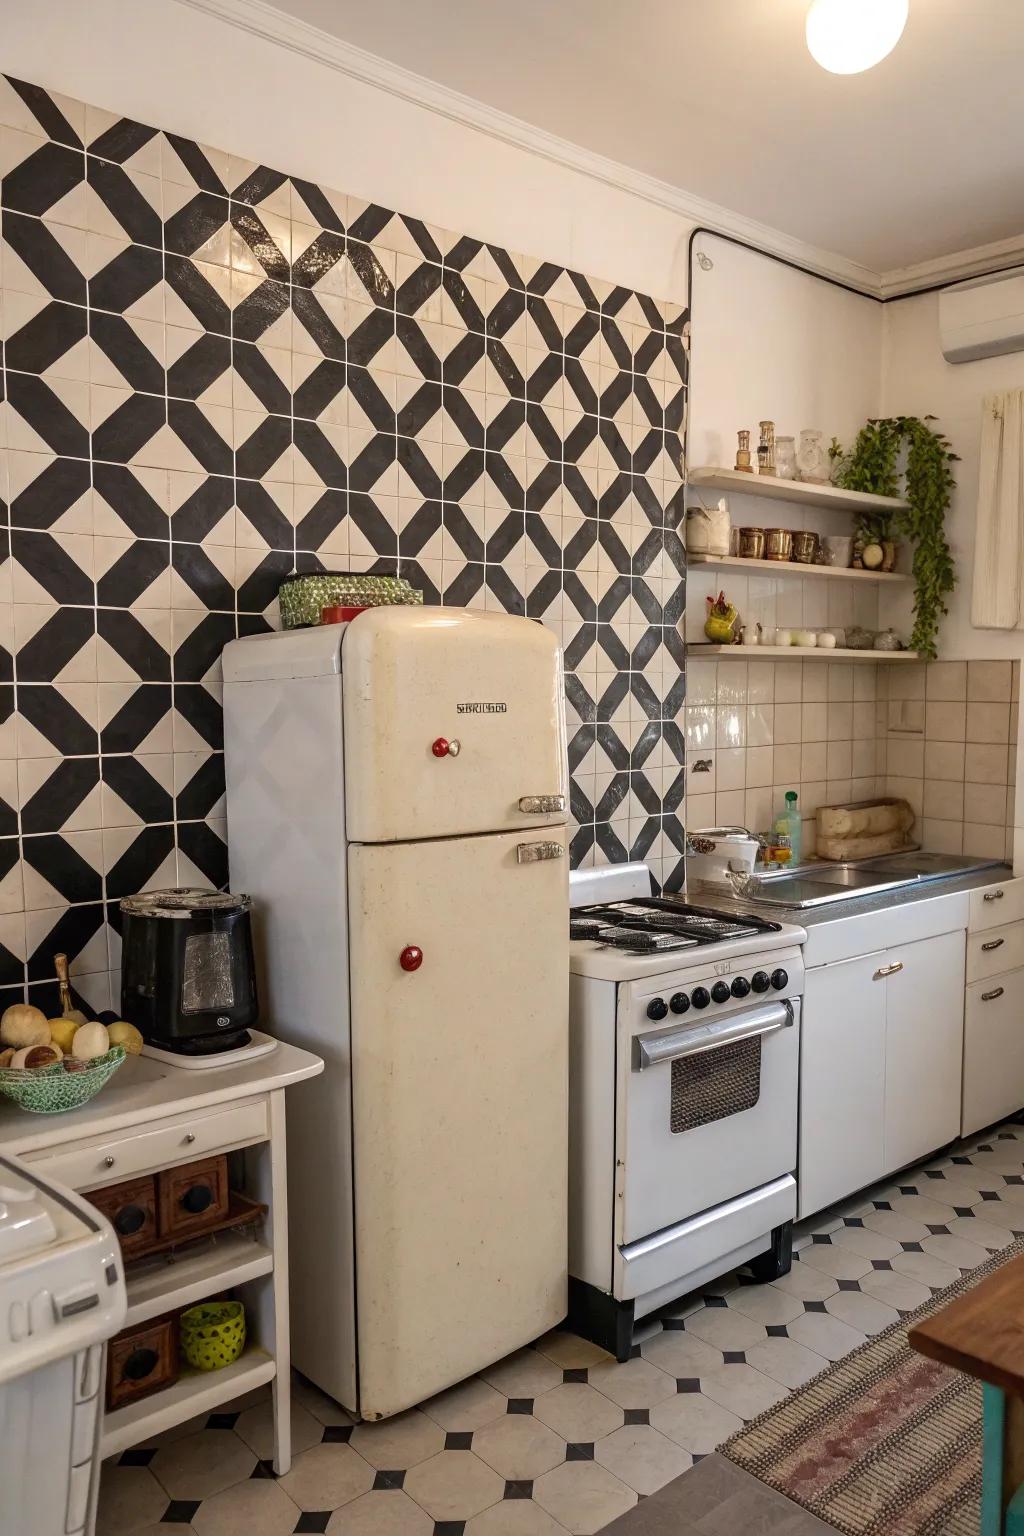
[517,841,565,864]
[518,795,566,814]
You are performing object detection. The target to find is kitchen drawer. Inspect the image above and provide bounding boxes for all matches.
[967,920,1024,983]
[963,968,1024,1136]
[88,1175,158,1259]
[26,1097,268,1192]
[969,878,1024,933]
[157,1154,230,1240]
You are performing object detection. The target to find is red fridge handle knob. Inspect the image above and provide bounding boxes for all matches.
[431,738,450,757]
[400,946,423,972]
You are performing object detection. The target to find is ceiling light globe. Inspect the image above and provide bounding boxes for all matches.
[806,0,909,75]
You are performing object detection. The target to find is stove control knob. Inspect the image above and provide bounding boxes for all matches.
[691,986,711,1010]
[711,981,731,1004]
[751,970,771,993]
[646,997,668,1021]
[731,976,751,998]
[669,992,690,1014]
[771,968,789,991]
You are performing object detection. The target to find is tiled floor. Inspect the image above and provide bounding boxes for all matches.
[99,1121,1024,1536]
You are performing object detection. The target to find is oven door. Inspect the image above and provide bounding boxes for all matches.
[619,993,800,1245]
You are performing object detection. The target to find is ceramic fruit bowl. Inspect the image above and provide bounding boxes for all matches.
[180,1300,246,1371]
[0,1046,127,1114]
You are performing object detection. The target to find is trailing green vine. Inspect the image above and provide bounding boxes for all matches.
[829,417,957,660]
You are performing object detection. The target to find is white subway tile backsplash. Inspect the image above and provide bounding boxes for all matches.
[924,779,965,822]
[800,741,828,781]
[966,701,1011,744]
[965,782,1008,826]
[826,740,853,781]
[774,703,803,744]
[717,748,747,792]
[962,823,1006,858]
[927,741,967,782]
[745,746,775,788]
[925,701,967,742]
[746,704,774,746]
[801,701,828,742]
[775,660,803,703]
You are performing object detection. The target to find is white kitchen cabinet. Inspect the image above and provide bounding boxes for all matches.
[883,931,965,1172]
[962,967,1024,1136]
[800,952,886,1218]
[800,931,965,1218]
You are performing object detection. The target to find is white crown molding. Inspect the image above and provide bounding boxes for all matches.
[881,233,1024,299]
[175,0,1024,304]
[174,0,883,296]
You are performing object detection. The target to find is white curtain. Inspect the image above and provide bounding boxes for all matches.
[973,388,1024,628]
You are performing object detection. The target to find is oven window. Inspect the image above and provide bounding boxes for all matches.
[670,1036,762,1133]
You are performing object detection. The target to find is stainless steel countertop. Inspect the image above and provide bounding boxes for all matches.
[690,862,1014,930]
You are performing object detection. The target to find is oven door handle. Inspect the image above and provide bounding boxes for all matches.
[632,1000,794,1072]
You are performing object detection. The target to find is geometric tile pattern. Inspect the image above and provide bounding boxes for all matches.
[97,1121,1024,1535]
[0,75,689,1009]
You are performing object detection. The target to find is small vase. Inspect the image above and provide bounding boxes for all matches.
[775,436,797,480]
[796,428,828,484]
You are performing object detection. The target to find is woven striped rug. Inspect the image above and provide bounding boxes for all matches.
[721,1234,1024,1536]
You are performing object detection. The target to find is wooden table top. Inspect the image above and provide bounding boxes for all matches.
[909,1251,1024,1397]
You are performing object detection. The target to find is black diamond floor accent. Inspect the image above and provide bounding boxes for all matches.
[373,1470,406,1489]
[723,1350,745,1364]
[206,1411,240,1429]
[805,1300,828,1312]
[844,1217,865,1227]
[434,1524,466,1535]
[836,1279,861,1291]
[662,1319,687,1332]
[251,1459,276,1478]
[874,1200,893,1211]
[952,1155,972,1163]
[563,1367,588,1383]
[982,1190,1001,1200]
[927,1224,950,1235]
[119,1447,157,1466]
[1007,1176,1024,1185]
[703,1295,727,1307]
[676,1378,701,1393]
[925,1170,946,1180]
[566,1443,595,1460]
[954,1207,975,1217]
[507,1398,534,1415]
[624,1408,650,1424]
[294,1516,330,1534]
[445,1432,473,1450]
[162,1502,201,1524]
[811,1234,832,1245]
[765,1325,789,1337]
[504,1480,534,1499]
[902,1242,924,1252]
[871,1259,893,1270]
[898,1185,917,1195]
[322,1424,353,1442]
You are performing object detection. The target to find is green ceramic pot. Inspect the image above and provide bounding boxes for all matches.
[278,572,423,629]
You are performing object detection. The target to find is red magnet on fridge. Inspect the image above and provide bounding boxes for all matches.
[400,946,423,972]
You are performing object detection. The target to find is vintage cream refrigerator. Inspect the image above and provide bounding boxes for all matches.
[223,607,569,1419]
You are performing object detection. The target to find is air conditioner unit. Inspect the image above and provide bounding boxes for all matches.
[939,268,1024,364]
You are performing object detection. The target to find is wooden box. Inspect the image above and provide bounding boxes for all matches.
[88,1175,158,1259]
[107,1314,179,1410]
[156,1154,230,1241]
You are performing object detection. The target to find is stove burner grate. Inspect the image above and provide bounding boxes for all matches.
[569,897,781,954]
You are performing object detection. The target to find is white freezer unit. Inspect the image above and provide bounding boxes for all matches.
[223,607,570,1420]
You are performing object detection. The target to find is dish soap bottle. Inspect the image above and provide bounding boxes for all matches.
[775,791,801,868]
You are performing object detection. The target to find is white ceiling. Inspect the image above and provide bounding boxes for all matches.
[269,0,1024,273]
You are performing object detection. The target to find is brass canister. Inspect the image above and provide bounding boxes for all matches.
[791,529,819,564]
[764,528,793,561]
[738,526,765,559]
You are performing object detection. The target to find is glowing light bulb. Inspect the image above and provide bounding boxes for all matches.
[806,0,909,75]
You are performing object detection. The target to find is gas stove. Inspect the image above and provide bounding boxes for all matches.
[566,862,808,1361]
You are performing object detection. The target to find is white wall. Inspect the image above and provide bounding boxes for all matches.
[879,291,1024,661]
[2,0,694,302]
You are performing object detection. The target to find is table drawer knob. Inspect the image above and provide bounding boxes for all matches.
[184,1132,196,1144]
[982,938,1005,951]
[984,890,1005,902]
[103,1156,115,1169]
[982,987,1005,1002]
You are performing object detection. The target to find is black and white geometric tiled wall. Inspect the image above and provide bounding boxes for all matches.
[0,75,688,1012]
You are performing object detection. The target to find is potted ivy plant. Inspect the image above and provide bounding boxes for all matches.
[829,417,957,660]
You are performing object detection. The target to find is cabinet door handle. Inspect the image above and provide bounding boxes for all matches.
[984,890,1005,902]
[873,961,904,980]
[982,938,1005,951]
[519,795,566,814]
[982,986,1005,1001]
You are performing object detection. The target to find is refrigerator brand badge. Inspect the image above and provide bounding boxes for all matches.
[456,702,507,713]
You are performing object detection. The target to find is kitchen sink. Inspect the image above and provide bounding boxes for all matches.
[744,851,1005,908]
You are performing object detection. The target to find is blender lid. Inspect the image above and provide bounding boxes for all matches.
[120,888,252,920]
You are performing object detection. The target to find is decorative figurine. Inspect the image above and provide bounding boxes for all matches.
[796,427,828,483]
[735,429,753,473]
[704,590,739,643]
[757,420,776,476]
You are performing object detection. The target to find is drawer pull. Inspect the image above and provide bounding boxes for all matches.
[185,1132,196,1144]
[114,1205,146,1237]
[982,987,1005,1002]
[984,890,1005,902]
[873,961,904,980]
[181,1184,214,1215]
[122,1347,158,1382]
[103,1156,115,1169]
[982,938,1005,952]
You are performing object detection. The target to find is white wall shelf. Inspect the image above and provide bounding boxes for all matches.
[687,466,909,515]
[124,1233,273,1331]
[687,553,910,584]
[101,1348,276,1459]
[689,644,920,663]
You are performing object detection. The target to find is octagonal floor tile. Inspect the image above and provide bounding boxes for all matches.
[97,1465,168,1536]
[587,1357,676,1410]
[326,1488,433,1534]
[278,1443,374,1511]
[151,1429,255,1501]
[402,1448,505,1521]
[350,1409,445,1470]
[594,1423,691,1495]
[649,1390,743,1454]
[472,1412,566,1479]
[532,1459,637,1534]
[192,1478,300,1536]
